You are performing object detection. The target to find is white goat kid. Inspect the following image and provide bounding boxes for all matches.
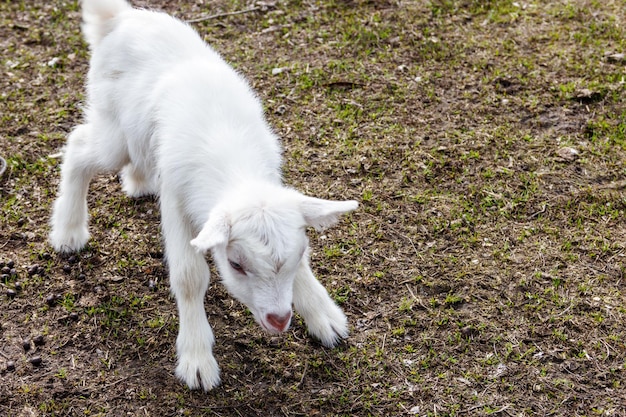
[49,0,357,391]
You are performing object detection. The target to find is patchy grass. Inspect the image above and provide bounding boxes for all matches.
[1,0,625,416]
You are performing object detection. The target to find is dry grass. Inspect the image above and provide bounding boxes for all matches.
[1,0,625,416]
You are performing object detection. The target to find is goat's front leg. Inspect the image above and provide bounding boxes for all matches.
[293,254,349,348]
[161,194,220,391]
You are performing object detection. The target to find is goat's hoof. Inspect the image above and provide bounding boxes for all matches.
[176,353,221,391]
[308,305,349,348]
[49,227,89,253]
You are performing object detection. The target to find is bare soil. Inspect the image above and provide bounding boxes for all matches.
[1,1,625,416]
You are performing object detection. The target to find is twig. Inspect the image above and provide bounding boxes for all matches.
[103,373,142,389]
[460,404,485,414]
[491,405,511,415]
[297,361,308,387]
[596,179,626,190]
[0,156,7,178]
[386,225,421,259]
[527,202,547,219]
[187,7,259,23]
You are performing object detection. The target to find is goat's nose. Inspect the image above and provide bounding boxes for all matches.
[266,312,292,332]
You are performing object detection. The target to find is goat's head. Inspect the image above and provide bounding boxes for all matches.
[190,184,357,333]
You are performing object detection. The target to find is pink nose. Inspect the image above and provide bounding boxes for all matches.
[266,312,292,332]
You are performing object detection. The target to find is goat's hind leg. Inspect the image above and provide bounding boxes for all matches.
[120,162,157,198]
[49,123,127,253]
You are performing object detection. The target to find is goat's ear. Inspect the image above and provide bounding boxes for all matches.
[190,211,229,253]
[299,196,358,231]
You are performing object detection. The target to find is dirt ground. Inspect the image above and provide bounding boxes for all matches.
[1,0,625,416]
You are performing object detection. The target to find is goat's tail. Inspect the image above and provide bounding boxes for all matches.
[81,0,132,49]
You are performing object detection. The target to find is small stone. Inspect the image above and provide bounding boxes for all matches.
[275,104,287,115]
[271,67,285,75]
[77,273,86,281]
[572,88,602,103]
[69,312,79,321]
[28,265,40,276]
[268,337,282,348]
[6,361,15,372]
[0,266,10,275]
[148,279,157,291]
[47,57,60,67]
[557,146,579,161]
[607,52,626,63]
[17,218,26,227]
[62,265,72,274]
[9,269,17,277]
[29,356,42,366]
[40,253,52,261]
[45,294,58,306]
[7,260,14,269]
[461,326,478,338]
[33,335,45,346]
[1,274,10,282]
[68,255,78,264]
[23,339,31,351]
[37,266,46,276]
[7,289,17,298]
[14,282,22,291]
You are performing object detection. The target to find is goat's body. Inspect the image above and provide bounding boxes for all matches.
[84,6,281,213]
[50,0,357,391]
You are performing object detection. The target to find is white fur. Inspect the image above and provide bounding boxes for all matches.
[49,0,357,391]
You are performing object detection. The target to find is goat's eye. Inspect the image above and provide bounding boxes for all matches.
[229,260,244,273]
